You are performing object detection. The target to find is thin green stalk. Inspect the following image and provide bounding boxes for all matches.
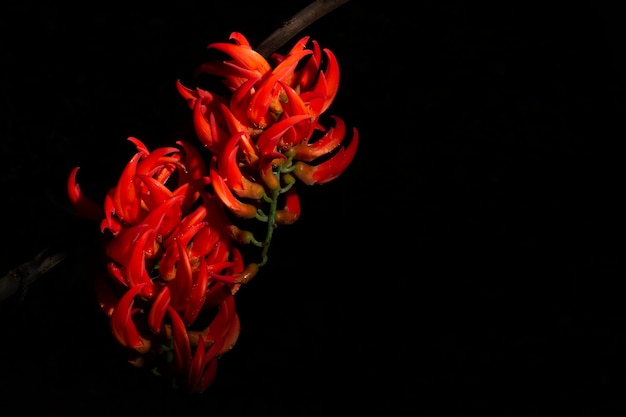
[257,182,280,267]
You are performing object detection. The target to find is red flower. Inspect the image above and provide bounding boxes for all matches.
[67,31,358,394]
[177,32,358,219]
[69,137,252,393]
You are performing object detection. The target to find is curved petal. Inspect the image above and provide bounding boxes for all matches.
[138,194,185,244]
[293,115,346,161]
[218,312,241,355]
[317,48,340,114]
[193,96,228,154]
[135,148,180,179]
[256,114,312,156]
[113,151,144,224]
[207,41,270,77]
[106,223,150,266]
[209,156,258,219]
[229,77,258,127]
[167,306,192,373]
[159,217,207,282]
[101,188,122,235]
[274,187,301,225]
[188,221,221,260]
[183,257,210,325]
[228,31,252,47]
[204,292,237,345]
[277,80,316,147]
[127,136,150,156]
[177,140,209,181]
[158,241,179,281]
[163,205,207,248]
[293,127,359,185]
[127,228,155,298]
[136,174,174,209]
[110,283,149,353]
[219,133,265,200]
[187,333,208,393]
[196,355,218,394]
[106,261,127,288]
[176,79,199,109]
[205,240,231,267]
[169,237,193,310]
[247,49,312,126]
[67,167,104,222]
[148,286,171,334]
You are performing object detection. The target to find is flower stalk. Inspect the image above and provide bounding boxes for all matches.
[259,181,281,267]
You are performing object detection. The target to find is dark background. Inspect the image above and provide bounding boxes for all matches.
[0,1,623,415]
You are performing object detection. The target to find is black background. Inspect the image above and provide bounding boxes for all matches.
[0,1,623,415]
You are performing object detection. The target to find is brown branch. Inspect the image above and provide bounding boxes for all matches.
[0,249,66,302]
[256,0,351,58]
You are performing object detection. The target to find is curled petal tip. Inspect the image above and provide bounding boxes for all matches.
[67,167,104,221]
[293,127,358,185]
[210,157,258,219]
[110,283,150,353]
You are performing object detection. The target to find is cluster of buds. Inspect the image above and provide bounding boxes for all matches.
[67,32,357,393]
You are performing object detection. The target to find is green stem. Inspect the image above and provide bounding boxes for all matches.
[257,183,280,267]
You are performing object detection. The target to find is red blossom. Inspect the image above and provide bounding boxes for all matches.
[69,138,245,393]
[67,30,357,394]
[178,32,358,219]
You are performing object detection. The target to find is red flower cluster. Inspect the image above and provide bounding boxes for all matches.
[67,32,357,393]
[68,138,247,393]
[177,32,358,220]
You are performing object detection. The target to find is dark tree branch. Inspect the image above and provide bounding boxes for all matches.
[256,0,351,58]
[0,249,66,302]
